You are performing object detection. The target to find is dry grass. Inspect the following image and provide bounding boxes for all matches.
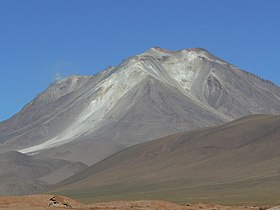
[51,115,280,205]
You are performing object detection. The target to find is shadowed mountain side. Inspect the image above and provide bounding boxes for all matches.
[0,151,72,195]
[50,115,280,205]
[39,161,87,185]
[0,151,89,196]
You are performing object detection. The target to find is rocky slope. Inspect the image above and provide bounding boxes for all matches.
[1,47,280,165]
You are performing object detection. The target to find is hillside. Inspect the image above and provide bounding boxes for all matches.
[51,115,280,205]
[0,151,87,195]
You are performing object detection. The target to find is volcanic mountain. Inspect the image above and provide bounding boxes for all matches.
[1,47,280,165]
[51,115,280,205]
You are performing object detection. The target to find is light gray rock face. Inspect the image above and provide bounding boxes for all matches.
[1,47,280,164]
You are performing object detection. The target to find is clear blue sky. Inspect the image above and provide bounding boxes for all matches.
[1,0,280,121]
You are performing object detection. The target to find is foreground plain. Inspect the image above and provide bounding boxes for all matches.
[0,194,273,210]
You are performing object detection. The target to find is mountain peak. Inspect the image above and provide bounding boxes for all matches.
[142,47,227,65]
[149,46,208,53]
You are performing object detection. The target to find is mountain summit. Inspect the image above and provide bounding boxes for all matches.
[1,47,280,164]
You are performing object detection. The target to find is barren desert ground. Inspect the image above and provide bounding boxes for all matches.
[0,194,276,210]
